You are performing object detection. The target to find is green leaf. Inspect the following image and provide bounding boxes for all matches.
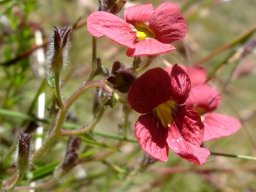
[29,161,59,181]
[79,134,115,150]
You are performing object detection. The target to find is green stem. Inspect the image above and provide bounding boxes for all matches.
[211,151,256,161]
[55,72,64,109]
[32,80,111,162]
[61,107,105,135]
[122,106,130,139]
[88,37,97,81]
[26,79,47,116]
[135,56,155,73]
[3,170,23,191]
[94,130,136,143]
[193,24,256,66]
[32,109,67,162]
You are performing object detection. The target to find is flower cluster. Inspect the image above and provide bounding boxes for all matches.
[87,2,241,165]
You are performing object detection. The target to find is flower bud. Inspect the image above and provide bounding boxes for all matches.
[48,26,72,74]
[98,0,126,14]
[61,136,81,172]
[107,61,135,93]
[17,132,31,173]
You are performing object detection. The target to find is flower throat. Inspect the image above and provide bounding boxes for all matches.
[154,101,176,128]
[134,23,155,41]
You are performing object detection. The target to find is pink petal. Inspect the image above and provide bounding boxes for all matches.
[126,38,175,56]
[87,11,136,48]
[128,68,171,114]
[149,2,188,43]
[186,85,221,113]
[124,4,154,24]
[169,64,191,104]
[186,66,207,86]
[135,113,169,162]
[173,106,204,146]
[203,113,241,141]
[167,124,210,165]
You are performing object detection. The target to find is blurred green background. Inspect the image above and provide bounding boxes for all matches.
[1,0,256,191]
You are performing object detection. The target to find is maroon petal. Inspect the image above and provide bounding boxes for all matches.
[87,11,136,48]
[148,2,187,44]
[170,64,191,104]
[173,106,204,146]
[124,4,154,24]
[167,124,210,164]
[186,66,207,86]
[128,68,171,114]
[126,38,175,56]
[203,113,241,141]
[186,85,221,113]
[135,113,169,162]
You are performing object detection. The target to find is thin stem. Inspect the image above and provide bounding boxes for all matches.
[65,80,111,109]
[32,109,67,162]
[61,107,105,135]
[26,79,47,116]
[211,151,256,161]
[136,56,155,73]
[193,24,256,66]
[31,80,112,162]
[88,37,97,81]
[55,72,64,109]
[0,18,87,67]
[94,130,136,143]
[122,105,130,139]
[92,36,97,64]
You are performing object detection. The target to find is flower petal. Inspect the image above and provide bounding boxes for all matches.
[126,38,175,56]
[128,68,171,114]
[165,65,206,87]
[186,85,221,113]
[186,66,207,86]
[170,64,191,104]
[173,106,204,146]
[87,11,136,48]
[167,124,210,164]
[203,113,241,141]
[135,113,169,162]
[149,2,187,43]
[124,4,154,24]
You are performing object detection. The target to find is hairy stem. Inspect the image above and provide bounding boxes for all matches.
[55,72,64,109]
[61,107,105,135]
[32,80,111,162]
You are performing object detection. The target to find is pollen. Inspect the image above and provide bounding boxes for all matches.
[134,23,155,41]
[154,101,176,128]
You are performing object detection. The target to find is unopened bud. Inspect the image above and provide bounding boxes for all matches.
[17,132,31,173]
[48,26,72,74]
[107,61,135,93]
[61,136,81,172]
[98,0,126,14]
[62,151,78,171]
[67,136,81,152]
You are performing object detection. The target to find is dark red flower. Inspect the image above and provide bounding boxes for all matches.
[128,65,210,164]
[183,66,241,141]
[87,3,187,56]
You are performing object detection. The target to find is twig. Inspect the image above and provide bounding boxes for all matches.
[193,24,256,66]
[0,18,87,67]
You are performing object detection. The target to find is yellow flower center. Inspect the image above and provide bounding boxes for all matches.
[134,23,155,41]
[154,101,176,128]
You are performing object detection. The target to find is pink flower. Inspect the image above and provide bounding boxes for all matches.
[180,66,241,141]
[87,3,187,56]
[128,65,210,164]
